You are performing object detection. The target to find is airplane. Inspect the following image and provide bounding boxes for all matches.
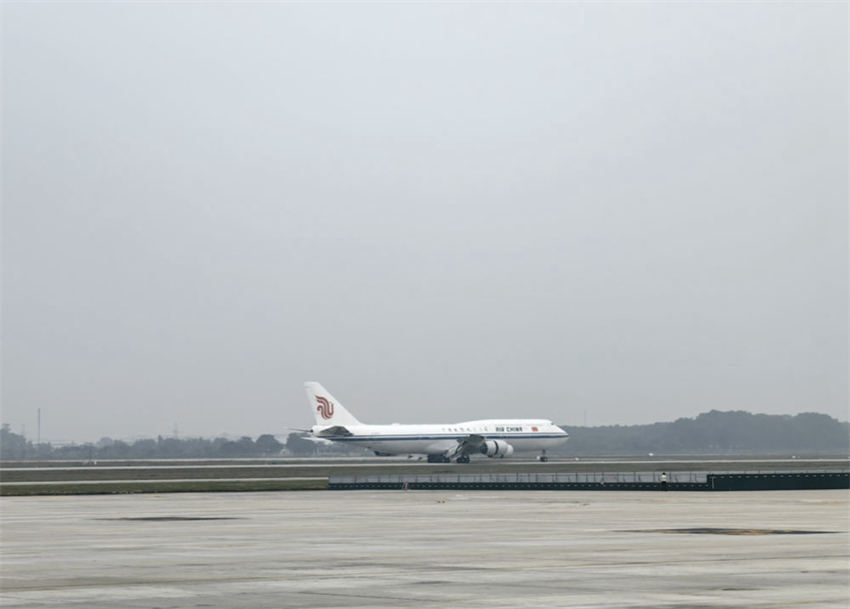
[304,382,569,463]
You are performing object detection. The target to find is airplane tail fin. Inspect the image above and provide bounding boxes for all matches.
[304,382,363,427]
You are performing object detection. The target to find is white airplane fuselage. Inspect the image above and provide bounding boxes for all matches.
[310,420,568,455]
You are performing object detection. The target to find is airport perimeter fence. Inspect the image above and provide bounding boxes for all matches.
[329,470,850,492]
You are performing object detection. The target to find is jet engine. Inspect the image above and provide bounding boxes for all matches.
[480,440,514,458]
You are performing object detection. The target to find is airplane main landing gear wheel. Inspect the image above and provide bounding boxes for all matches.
[456,456,471,464]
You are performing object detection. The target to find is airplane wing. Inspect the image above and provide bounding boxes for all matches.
[446,434,486,459]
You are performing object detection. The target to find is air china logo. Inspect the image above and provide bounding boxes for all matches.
[532,426,539,432]
[316,396,334,420]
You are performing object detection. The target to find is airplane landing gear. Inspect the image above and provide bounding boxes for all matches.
[538,450,549,463]
[456,455,471,464]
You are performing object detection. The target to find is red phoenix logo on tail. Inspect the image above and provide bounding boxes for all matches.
[316,396,334,420]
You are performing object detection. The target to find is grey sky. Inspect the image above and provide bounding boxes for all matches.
[3,2,847,443]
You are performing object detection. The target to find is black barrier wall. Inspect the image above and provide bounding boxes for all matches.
[708,472,849,491]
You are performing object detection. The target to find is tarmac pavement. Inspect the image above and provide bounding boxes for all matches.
[1,489,848,608]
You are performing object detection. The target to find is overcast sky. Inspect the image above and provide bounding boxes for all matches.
[3,2,847,443]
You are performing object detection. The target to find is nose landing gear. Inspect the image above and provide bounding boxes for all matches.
[537,450,549,463]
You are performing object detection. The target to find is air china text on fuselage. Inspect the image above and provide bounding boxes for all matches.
[303,382,568,463]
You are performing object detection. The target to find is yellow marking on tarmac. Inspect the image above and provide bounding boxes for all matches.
[2,554,848,592]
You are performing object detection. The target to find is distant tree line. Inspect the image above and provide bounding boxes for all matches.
[555,411,850,456]
[0,425,358,461]
[1,411,848,461]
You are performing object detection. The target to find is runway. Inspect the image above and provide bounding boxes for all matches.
[2,489,848,608]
